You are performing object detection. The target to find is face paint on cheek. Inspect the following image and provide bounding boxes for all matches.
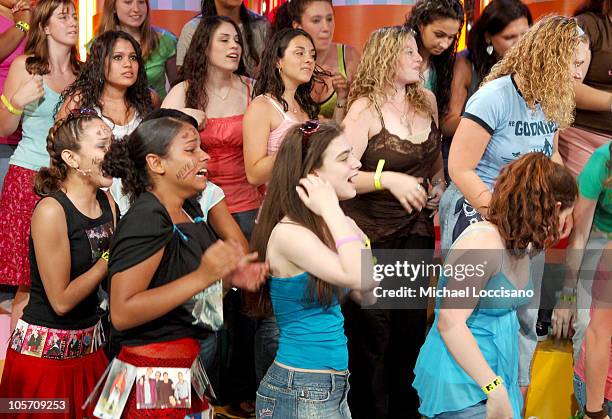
[176,160,197,180]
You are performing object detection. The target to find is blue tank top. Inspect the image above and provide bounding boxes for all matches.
[413,268,533,418]
[10,82,60,171]
[269,272,348,371]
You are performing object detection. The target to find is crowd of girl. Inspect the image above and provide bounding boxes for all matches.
[0,0,609,418]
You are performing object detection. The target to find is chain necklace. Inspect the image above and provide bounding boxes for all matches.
[388,100,414,135]
[211,85,232,101]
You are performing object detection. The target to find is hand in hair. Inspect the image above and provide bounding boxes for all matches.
[330,72,349,102]
[12,74,44,109]
[295,174,341,217]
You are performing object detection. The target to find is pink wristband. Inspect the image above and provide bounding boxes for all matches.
[335,235,362,249]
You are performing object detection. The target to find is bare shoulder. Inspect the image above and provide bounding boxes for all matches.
[247,95,275,114]
[32,197,66,228]
[7,55,30,78]
[10,54,29,69]
[452,223,504,251]
[347,97,374,118]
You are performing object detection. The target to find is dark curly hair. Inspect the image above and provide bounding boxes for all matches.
[467,0,532,85]
[199,0,262,72]
[181,16,247,111]
[58,31,153,125]
[404,0,465,117]
[253,28,321,119]
[101,111,197,203]
[34,113,103,196]
[487,152,577,257]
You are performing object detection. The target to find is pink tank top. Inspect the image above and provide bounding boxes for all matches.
[199,83,263,214]
[262,96,299,155]
[0,14,26,145]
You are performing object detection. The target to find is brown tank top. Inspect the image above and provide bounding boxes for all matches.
[342,107,441,242]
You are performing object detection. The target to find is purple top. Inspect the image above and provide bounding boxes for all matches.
[0,14,26,145]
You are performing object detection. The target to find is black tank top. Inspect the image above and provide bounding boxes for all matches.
[341,106,441,242]
[22,190,115,329]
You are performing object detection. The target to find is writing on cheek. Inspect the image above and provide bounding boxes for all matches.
[176,160,196,180]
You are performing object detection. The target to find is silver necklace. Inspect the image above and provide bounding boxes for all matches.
[388,100,414,135]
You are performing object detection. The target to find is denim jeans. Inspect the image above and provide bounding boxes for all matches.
[232,208,258,240]
[428,401,487,418]
[255,315,280,385]
[256,362,351,419]
[573,373,612,414]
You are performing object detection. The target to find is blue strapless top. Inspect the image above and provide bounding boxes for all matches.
[269,272,348,371]
[413,271,533,418]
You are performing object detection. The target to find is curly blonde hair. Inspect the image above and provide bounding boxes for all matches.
[348,26,432,117]
[483,15,587,129]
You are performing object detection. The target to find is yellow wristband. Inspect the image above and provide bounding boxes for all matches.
[374,159,385,191]
[482,376,503,394]
[1,94,22,116]
[15,21,30,32]
[100,250,110,262]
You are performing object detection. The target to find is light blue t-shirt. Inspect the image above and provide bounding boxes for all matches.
[10,83,60,171]
[463,75,556,189]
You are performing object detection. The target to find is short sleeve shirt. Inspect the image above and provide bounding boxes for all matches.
[146,29,177,99]
[463,74,557,189]
[197,181,225,222]
[577,143,612,233]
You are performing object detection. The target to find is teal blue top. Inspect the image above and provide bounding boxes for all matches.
[269,272,348,371]
[413,270,532,418]
[424,65,437,92]
[9,82,60,171]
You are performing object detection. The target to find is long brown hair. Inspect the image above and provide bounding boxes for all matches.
[248,121,344,316]
[488,152,577,257]
[182,16,247,111]
[25,0,81,75]
[96,0,159,60]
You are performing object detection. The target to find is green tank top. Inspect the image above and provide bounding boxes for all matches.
[319,44,347,119]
